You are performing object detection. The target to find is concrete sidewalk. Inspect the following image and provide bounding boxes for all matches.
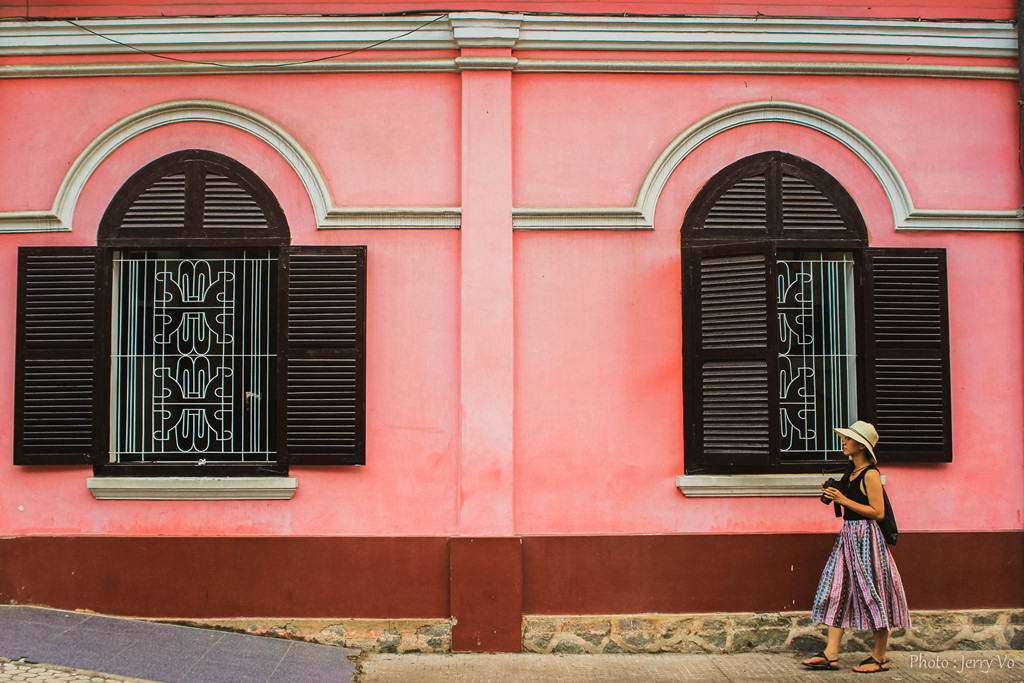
[359,651,1024,681]
[1,606,1021,682]
[5,651,1024,683]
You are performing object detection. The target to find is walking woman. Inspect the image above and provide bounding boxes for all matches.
[801,421,911,673]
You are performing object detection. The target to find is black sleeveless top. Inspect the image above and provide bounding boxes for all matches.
[843,465,878,521]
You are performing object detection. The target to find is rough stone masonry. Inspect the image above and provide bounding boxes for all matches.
[175,609,1023,654]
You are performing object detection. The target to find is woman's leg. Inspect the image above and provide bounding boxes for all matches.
[826,626,844,659]
[872,628,889,661]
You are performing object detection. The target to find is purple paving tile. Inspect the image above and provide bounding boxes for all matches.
[0,606,357,683]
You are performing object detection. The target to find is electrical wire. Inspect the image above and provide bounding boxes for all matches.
[62,13,448,69]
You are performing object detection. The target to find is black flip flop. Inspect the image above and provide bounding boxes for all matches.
[853,656,890,673]
[802,652,840,670]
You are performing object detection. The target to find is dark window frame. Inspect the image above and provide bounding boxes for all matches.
[14,150,367,476]
[681,152,951,475]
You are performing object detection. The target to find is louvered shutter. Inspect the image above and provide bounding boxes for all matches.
[119,172,187,231]
[14,247,104,465]
[779,174,847,232]
[862,248,951,461]
[703,173,768,231]
[99,150,286,242]
[683,244,774,471]
[202,171,271,230]
[282,246,366,465]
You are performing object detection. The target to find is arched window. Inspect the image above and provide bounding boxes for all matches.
[15,151,365,475]
[681,152,950,474]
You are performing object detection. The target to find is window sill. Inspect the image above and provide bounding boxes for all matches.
[86,477,297,500]
[676,473,883,498]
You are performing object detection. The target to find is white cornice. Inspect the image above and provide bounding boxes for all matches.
[3,59,1015,81]
[0,15,457,55]
[0,14,1015,59]
[515,15,1017,57]
[450,12,523,48]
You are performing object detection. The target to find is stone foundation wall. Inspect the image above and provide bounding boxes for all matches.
[521,611,1024,655]
[169,618,453,654]
[175,610,1022,654]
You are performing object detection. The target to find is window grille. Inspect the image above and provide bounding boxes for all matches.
[110,250,275,463]
[777,252,857,460]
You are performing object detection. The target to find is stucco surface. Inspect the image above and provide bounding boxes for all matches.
[0,6,1021,540]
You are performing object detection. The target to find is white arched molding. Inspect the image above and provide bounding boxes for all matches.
[0,100,460,233]
[514,100,1024,232]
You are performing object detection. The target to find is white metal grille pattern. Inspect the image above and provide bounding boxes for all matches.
[777,252,856,459]
[111,251,275,463]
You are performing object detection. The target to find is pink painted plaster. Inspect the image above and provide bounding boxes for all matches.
[2,2,1014,21]
[0,17,1021,540]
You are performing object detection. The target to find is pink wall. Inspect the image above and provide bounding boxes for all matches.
[513,113,1024,535]
[2,2,1015,20]
[0,8,1021,541]
[0,75,465,537]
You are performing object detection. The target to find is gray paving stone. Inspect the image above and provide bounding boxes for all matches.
[356,651,1024,682]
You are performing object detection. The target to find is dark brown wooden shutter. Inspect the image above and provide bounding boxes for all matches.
[862,248,951,461]
[14,247,104,465]
[779,174,846,232]
[202,171,270,230]
[99,150,286,243]
[282,246,366,465]
[703,173,768,231]
[683,244,774,472]
[119,171,187,231]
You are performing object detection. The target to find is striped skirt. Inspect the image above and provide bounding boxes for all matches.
[812,520,911,631]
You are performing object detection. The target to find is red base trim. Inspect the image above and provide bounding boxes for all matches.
[450,537,523,652]
[2,532,1020,639]
[522,532,1024,613]
[0,536,450,619]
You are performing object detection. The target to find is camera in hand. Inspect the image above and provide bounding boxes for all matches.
[820,478,841,504]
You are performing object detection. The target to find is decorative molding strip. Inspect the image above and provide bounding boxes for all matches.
[900,208,1024,231]
[6,58,1015,81]
[1,14,1014,59]
[0,100,461,233]
[676,473,884,498]
[512,207,650,231]
[454,56,519,71]
[0,210,66,233]
[321,207,461,230]
[514,59,1018,81]
[0,59,460,78]
[86,476,298,500]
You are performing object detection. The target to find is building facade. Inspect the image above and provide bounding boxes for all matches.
[1,0,1021,652]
